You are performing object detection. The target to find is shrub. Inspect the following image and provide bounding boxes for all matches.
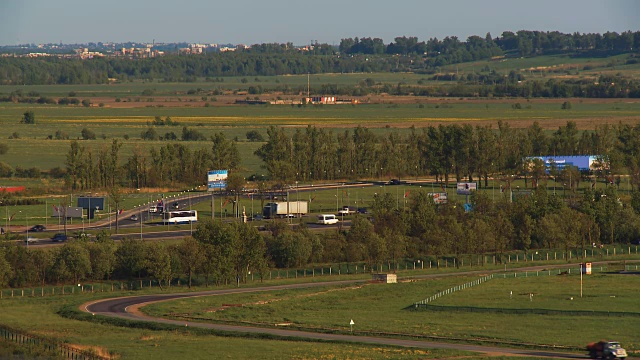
[49,167,66,179]
[54,130,69,140]
[246,130,264,142]
[21,111,35,124]
[141,127,158,140]
[0,161,13,177]
[163,132,178,140]
[81,128,96,140]
[181,126,206,141]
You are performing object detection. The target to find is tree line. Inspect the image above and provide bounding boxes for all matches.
[4,120,640,193]
[2,183,640,289]
[254,121,640,190]
[1,30,639,85]
[64,133,239,190]
[8,120,640,190]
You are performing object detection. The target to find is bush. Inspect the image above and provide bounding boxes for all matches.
[246,130,264,142]
[49,167,66,179]
[21,110,35,124]
[14,166,40,178]
[181,126,206,141]
[58,97,80,105]
[81,99,91,107]
[141,127,158,140]
[54,130,69,140]
[561,101,572,110]
[0,161,13,177]
[81,128,96,140]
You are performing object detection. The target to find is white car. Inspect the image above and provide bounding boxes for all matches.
[24,237,39,244]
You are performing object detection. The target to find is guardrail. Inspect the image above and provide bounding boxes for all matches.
[0,324,109,360]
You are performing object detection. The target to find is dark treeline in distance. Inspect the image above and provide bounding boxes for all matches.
[1,30,639,87]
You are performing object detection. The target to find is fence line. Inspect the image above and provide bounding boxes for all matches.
[0,324,108,360]
[0,244,635,300]
[414,274,494,306]
[413,266,608,309]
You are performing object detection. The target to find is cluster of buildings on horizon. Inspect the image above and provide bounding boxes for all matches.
[0,41,319,59]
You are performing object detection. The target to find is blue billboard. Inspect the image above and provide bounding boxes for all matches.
[526,155,606,172]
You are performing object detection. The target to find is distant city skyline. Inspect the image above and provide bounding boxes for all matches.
[0,0,638,46]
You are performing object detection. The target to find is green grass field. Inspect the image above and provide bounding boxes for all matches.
[142,272,640,352]
[0,286,480,359]
[1,99,640,177]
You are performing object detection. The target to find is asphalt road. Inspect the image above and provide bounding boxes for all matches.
[82,264,623,359]
[17,190,353,246]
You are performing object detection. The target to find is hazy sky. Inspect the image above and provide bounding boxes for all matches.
[0,0,638,45]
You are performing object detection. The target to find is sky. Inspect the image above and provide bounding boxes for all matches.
[0,0,638,46]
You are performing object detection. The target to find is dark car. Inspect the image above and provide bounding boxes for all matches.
[172,202,180,209]
[30,224,46,232]
[51,233,68,242]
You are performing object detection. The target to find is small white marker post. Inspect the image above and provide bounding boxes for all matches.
[350,319,354,334]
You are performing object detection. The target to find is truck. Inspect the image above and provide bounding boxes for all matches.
[586,341,627,359]
[337,206,356,215]
[263,201,308,219]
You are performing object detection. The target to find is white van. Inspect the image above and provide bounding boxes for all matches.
[317,214,339,225]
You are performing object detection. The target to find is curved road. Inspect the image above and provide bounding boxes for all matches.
[82,263,625,359]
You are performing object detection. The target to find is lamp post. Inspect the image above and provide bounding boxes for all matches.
[295,181,299,221]
[20,210,27,248]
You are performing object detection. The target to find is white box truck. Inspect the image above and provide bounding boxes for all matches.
[263,201,308,218]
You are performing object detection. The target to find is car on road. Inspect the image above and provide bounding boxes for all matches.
[24,237,39,244]
[30,224,46,232]
[130,214,139,221]
[51,233,68,242]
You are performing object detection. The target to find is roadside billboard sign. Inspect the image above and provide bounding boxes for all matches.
[77,197,105,210]
[52,206,83,218]
[208,170,228,190]
[427,192,448,204]
[456,182,477,195]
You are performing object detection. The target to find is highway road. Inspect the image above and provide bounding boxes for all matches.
[15,190,354,246]
[82,264,616,359]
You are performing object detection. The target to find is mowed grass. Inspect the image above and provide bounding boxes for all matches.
[143,273,640,351]
[0,290,481,359]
